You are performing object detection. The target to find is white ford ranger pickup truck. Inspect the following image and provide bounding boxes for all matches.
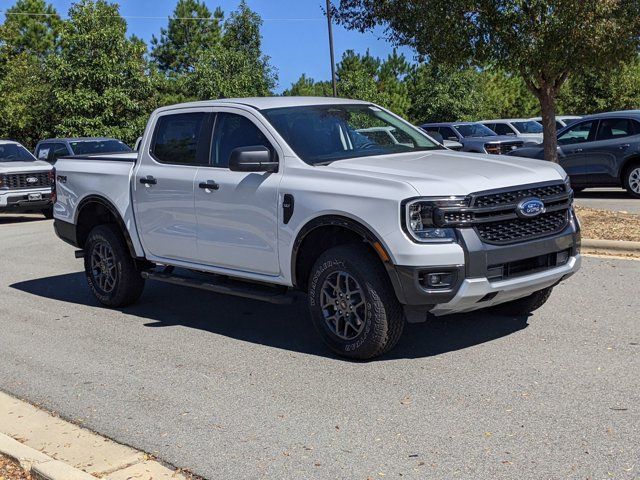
[0,140,54,218]
[52,97,581,359]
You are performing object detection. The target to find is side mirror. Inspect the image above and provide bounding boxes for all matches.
[229,146,278,173]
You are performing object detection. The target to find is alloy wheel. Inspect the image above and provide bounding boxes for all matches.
[320,271,366,340]
[90,241,117,293]
[629,167,640,194]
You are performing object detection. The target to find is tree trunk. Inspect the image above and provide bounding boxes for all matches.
[537,84,559,163]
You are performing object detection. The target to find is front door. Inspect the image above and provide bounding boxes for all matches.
[132,110,213,263]
[195,110,281,276]
[557,119,597,186]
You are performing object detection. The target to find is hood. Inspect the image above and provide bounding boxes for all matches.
[326,150,566,196]
[0,160,53,173]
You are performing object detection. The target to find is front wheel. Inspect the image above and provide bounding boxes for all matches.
[489,286,553,316]
[307,244,404,360]
[84,224,145,307]
[623,163,640,199]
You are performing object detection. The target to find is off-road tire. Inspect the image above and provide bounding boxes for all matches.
[42,207,54,219]
[623,162,640,199]
[307,244,404,360]
[84,224,145,307]
[489,286,553,316]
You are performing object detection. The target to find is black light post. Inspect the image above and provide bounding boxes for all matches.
[326,0,337,97]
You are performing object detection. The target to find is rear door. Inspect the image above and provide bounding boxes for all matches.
[132,109,213,263]
[194,109,282,275]
[584,118,639,185]
[556,119,597,185]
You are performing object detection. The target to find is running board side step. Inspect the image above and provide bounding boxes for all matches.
[140,271,296,305]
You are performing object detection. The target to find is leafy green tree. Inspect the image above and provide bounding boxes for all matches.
[283,74,333,96]
[151,0,224,74]
[47,0,151,144]
[0,53,53,147]
[477,69,539,120]
[187,1,276,99]
[332,0,640,161]
[0,0,61,61]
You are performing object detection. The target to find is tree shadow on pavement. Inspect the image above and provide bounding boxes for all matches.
[10,271,529,361]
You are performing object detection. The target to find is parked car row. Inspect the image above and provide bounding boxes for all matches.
[0,137,132,218]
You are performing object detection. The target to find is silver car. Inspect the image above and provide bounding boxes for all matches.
[421,122,524,154]
[481,118,544,146]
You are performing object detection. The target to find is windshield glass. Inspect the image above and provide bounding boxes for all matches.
[512,121,543,134]
[262,104,440,165]
[453,123,496,138]
[70,140,132,155]
[0,143,37,162]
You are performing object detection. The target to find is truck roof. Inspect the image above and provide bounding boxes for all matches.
[0,140,20,146]
[37,137,122,143]
[154,96,372,114]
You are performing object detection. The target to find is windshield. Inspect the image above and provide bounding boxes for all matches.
[453,123,496,138]
[70,140,132,155]
[512,121,543,134]
[262,104,440,165]
[0,143,37,162]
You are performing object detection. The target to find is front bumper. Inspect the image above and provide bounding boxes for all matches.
[0,188,52,212]
[388,211,581,317]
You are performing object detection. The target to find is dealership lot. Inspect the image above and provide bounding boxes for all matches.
[575,188,640,214]
[0,216,638,479]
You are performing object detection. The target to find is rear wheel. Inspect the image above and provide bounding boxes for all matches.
[307,244,404,360]
[623,162,640,199]
[489,286,553,316]
[84,224,145,307]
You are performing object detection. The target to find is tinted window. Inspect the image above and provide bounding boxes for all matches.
[438,126,458,140]
[51,143,69,161]
[212,113,274,168]
[36,143,53,161]
[493,123,516,135]
[454,124,496,137]
[596,118,635,141]
[263,104,439,165]
[152,113,208,165]
[558,121,595,145]
[71,140,132,155]
[0,143,36,162]
[555,121,564,130]
[511,121,543,134]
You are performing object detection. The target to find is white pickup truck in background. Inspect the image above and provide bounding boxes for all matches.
[52,97,581,359]
[0,140,54,218]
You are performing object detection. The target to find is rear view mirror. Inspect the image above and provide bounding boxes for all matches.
[229,146,278,173]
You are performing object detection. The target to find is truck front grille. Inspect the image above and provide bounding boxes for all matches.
[0,171,53,190]
[435,181,572,245]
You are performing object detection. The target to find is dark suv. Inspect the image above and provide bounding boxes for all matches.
[34,137,132,164]
[510,111,640,198]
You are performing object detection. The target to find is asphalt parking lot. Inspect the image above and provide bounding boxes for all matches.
[574,188,640,214]
[0,216,638,480]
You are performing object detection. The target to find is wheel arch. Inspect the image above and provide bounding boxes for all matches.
[75,195,139,259]
[620,154,640,182]
[290,215,403,297]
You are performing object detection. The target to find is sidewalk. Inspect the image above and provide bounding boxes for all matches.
[0,391,195,480]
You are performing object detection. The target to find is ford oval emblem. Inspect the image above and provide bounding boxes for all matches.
[517,198,546,218]
[26,177,38,184]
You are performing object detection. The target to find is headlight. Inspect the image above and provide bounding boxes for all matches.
[403,198,467,243]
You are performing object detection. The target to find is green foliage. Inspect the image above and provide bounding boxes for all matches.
[283,74,333,97]
[150,0,224,74]
[46,0,152,144]
[477,70,539,119]
[0,0,61,61]
[0,53,53,147]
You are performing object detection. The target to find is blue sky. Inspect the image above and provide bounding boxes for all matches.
[4,0,416,92]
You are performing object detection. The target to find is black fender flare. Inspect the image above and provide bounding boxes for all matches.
[290,215,406,302]
[75,195,139,258]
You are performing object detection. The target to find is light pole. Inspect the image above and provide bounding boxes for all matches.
[326,0,337,97]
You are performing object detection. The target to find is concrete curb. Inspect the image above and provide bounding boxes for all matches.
[582,238,640,255]
[0,391,191,480]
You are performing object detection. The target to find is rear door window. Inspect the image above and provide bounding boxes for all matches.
[493,123,516,136]
[438,126,458,140]
[151,112,211,165]
[595,118,634,141]
[51,143,70,161]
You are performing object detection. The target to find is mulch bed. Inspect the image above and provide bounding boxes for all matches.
[575,206,640,243]
[0,455,33,480]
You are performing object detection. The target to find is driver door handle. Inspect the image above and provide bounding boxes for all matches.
[619,144,631,149]
[573,148,583,153]
[199,181,220,191]
[140,176,157,186]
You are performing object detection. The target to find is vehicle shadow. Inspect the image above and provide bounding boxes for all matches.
[0,214,48,225]
[575,189,630,199]
[10,272,529,361]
